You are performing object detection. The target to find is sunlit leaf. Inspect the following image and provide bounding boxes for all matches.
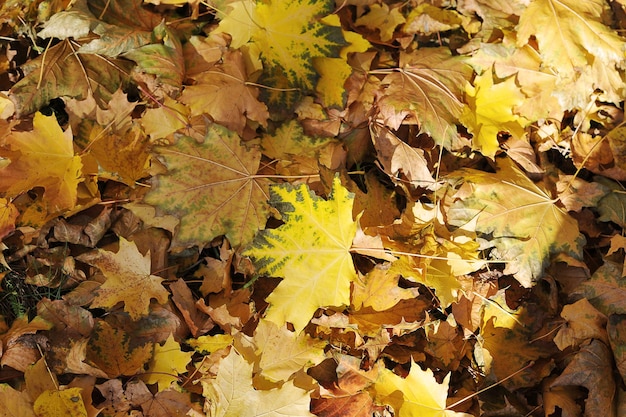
[244,176,357,332]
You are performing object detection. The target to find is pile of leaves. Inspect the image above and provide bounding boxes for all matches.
[0,0,626,415]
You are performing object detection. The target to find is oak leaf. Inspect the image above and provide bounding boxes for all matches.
[244,176,357,332]
[202,348,315,417]
[144,123,271,249]
[215,0,346,89]
[373,360,471,417]
[0,113,83,214]
[77,237,169,320]
[143,334,193,391]
[447,159,585,287]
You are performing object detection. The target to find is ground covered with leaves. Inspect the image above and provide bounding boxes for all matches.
[0,0,625,415]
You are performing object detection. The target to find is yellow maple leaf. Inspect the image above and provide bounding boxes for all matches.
[446,158,585,287]
[143,333,193,391]
[0,197,18,240]
[355,3,406,42]
[373,360,471,417]
[0,112,82,213]
[202,348,315,417]
[460,70,528,158]
[33,388,87,417]
[77,237,169,320]
[244,176,357,333]
[215,0,346,89]
[249,319,326,382]
[516,0,625,105]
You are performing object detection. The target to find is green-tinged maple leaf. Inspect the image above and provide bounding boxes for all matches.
[143,334,193,391]
[460,70,528,158]
[86,320,153,378]
[375,48,472,149]
[244,176,357,333]
[202,348,315,417]
[180,49,269,135]
[446,158,585,287]
[9,39,133,117]
[516,0,626,105]
[372,360,471,417]
[215,0,346,90]
[0,112,83,214]
[77,237,169,320]
[123,22,184,94]
[576,260,626,316]
[144,123,270,249]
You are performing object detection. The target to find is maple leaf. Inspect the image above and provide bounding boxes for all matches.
[375,48,472,149]
[371,124,435,190]
[86,320,153,378]
[244,176,357,333]
[459,70,528,158]
[355,3,406,42]
[33,388,88,417]
[372,360,471,417]
[0,197,18,240]
[143,334,193,391]
[551,340,616,416]
[516,0,626,105]
[202,348,315,417]
[0,385,35,417]
[144,123,271,249]
[554,298,608,350]
[8,39,132,117]
[180,49,269,135]
[446,158,585,287]
[215,0,346,90]
[77,237,169,320]
[0,112,83,214]
[247,319,326,382]
[76,121,150,187]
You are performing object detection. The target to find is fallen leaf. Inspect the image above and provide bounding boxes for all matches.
[144,123,271,249]
[447,158,585,287]
[245,176,357,332]
[142,333,193,391]
[78,237,169,320]
[551,340,616,417]
[0,113,83,214]
[202,348,315,417]
[86,320,153,378]
[372,360,471,417]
